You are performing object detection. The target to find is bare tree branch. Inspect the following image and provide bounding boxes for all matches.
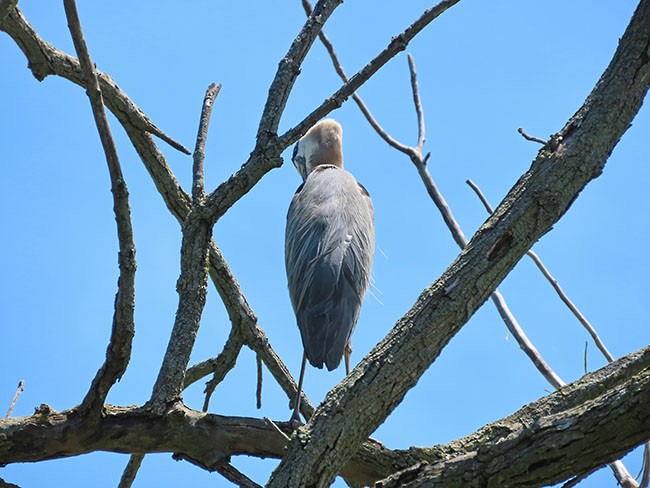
[202,0,461,225]
[0,0,17,26]
[641,443,650,488]
[373,352,650,487]
[148,196,212,411]
[118,454,144,488]
[0,8,190,154]
[215,463,263,488]
[199,329,244,412]
[184,328,243,390]
[518,126,548,145]
[408,53,426,153]
[255,0,343,141]
[193,83,222,203]
[62,0,137,417]
[267,0,650,483]
[1,346,648,487]
[0,477,21,488]
[466,178,616,363]
[277,0,461,153]
[1,5,310,421]
[5,381,24,418]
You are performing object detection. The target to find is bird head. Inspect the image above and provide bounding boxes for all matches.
[291,119,343,181]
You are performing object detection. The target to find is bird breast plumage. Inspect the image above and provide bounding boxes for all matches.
[285,164,374,371]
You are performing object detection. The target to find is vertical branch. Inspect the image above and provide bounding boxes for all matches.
[5,380,24,417]
[192,83,222,203]
[147,84,222,411]
[148,207,212,411]
[63,0,136,415]
[407,53,426,152]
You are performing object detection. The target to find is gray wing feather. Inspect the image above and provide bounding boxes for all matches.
[286,166,374,371]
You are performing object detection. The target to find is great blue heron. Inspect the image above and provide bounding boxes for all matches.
[285,119,375,422]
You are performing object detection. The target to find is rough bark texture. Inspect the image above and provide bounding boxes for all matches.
[149,214,212,410]
[2,0,649,486]
[1,346,648,487]
[266,0,650,485]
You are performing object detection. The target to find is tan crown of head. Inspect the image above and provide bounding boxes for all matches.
[292,119,343,180]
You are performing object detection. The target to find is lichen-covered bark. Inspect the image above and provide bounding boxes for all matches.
[266,0,650,485]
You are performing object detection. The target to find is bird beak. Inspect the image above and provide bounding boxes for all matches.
[292,142,307,180]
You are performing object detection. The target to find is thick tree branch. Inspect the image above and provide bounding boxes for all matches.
[62,0,137,416]
[0,0,17,26]
[374,347,650,487]
[148,213,212,410]
[1,346,648,487]
[267,1,650,485]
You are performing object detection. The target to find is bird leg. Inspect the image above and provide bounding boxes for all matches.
[291,351,307,424]
[344,342,352,376]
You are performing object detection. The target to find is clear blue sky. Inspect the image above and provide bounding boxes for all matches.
[1,1,648,486]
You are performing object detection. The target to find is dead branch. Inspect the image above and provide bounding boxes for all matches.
[466,178,616,363]
[193,83,222,202]
[63,0,137,417]
[518,126,548,145]
[5,381,24,418]
[1,345,648,487]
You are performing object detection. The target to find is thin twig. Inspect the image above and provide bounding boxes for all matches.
[148,214,212,410]
[5,380,24,417]
[118,453,144,488]
[408,53,426,152]
[466,179,615,363]
[301,0,412,155]
[518,127,548,145]
[264,417,291,442]
[215,463,263,488]
[185,329,243,389]
[193,83,222,203]
[640,442,650,488]
[198,329,244,412]
[63,0,136,416]
[256,355,263,409]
